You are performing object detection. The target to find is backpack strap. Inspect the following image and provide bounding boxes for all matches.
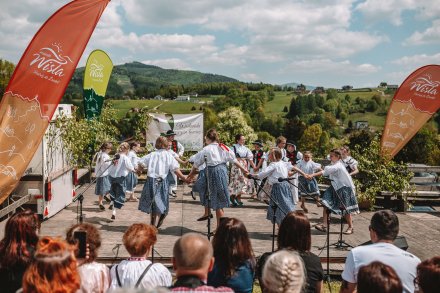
[135,263,154,288]
[115,265,122,287]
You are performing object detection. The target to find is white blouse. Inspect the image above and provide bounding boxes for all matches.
[127,150,139,168]
[189,154,206,171]
[77,261,110,293]
[138,149,180,179]
[95,151,111,177]
[323,160,356,194]
[297,160,321,176]
[108,153,134,178]
[254,160,294,185]
[192,143,237,168]
[109,259,172,290]
[231,144,253,160]
[342,156,358,171]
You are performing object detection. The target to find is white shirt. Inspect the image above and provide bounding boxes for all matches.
[167,149,179,159]
[108,153,134,178]
[138,149,180,179]
[127,150,139,168]
[342,242,421,293]
[297,160,321,176]
[189,154,206,171]
[322,160,355,195]
[95,151,111,177]
[342,156,358,172]
[255,160,294,185]
[77,261,110,293]
[192,143,237,168]
[109,259,172,290]
[231,144,253,160]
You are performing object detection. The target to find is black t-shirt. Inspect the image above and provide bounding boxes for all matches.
[256,250,324,293]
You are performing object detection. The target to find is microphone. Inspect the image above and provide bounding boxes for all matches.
[247,174,255,179]
[278,177,295,182]
[105,154,121,162]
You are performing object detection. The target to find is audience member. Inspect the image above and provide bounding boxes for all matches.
[171,233,233,292]
[262,250,305,293]
[340,210,421,293]
[256,211,323,293]
[22,236,80,293]
[0,210,40,293]
[357,261,402,293]
[415,256,440,293]
[109,223,171,290]
[208,217,255,293]
[66,223,110,293]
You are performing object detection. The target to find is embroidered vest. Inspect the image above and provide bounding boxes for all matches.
[252,149,264,165]
[286,150,298,164]
[171,140,178,153]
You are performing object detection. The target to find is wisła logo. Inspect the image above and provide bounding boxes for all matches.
[89,58,104,78]
[410,74,440,96]
[30,43,73,77]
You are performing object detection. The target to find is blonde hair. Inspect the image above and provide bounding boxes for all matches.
[270,148,282,161]
[118,142,130,153]
[262,250,305,293]
[155,136,169,150]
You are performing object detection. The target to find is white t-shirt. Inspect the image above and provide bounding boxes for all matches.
[138,149,180,179]
[109,259,171,290]
[255,160,294,185]
[323,160,356,195]
[342,242,421,293]
[192,143,237,168]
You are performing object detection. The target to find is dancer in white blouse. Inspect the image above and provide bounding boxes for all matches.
[126,141,141,202]
[93,142,113,210]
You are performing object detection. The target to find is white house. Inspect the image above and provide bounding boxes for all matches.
[175,95,191,101]
[153,95,164,100]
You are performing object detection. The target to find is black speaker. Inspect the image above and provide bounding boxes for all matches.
[360,236,408,251]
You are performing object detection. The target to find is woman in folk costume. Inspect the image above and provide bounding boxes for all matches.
[309,149,359,235]
[188,153,211,221]
[285,141,303,206]
[252,148,307,226]
[340,145,359,176]
[165,130,184,196]
[166,140,187,198]
[126,141,141,202]
[187,128,249,227]
[94,142,113,210]
[138,136,187,228]
[108,142,136,220]
[250,140,266,199]
[229,134,255,206]
[296,151,322,213]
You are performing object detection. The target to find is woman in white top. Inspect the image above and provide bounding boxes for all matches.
[109,223,172,290]
[138,136,187,228]
[252,148,307,226]
[187,128,248,227]
[297,151,322,213]
[108,142,135,220]
[340,145,359,176]
[309,149,359,235]
[229,134,255,206]
[126,142,141,202]
[94,142,113,210]
[66,223,110,293]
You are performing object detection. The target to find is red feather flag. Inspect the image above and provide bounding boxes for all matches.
[0,0,109,204]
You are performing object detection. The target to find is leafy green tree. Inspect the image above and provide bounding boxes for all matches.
[366,99,379,112]
[203,107,219,132]
[284,116,306,143]
[283,106,288,112]
[326,88,338,100]
[216,107,257,145]
[0,59,15,97]
[299,124,322,153]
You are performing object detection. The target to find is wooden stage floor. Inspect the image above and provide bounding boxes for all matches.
[5,182,440,271]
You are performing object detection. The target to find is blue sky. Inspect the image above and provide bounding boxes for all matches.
[1,0,439,88]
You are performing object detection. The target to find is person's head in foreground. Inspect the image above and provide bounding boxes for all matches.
[357,261,402,293]
[262,250,305,293]
[22,236,80,293]
[415,256,440,293]
[172,233,214,279]
[123,223,157,257]
[369,210,399,243]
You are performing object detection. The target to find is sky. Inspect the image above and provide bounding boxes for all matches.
[1,0,440,88]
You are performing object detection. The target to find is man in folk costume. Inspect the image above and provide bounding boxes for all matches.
[285,141,303,205]
[250,140,266,199]
[165,130,184,197]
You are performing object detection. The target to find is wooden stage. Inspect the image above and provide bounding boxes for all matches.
[4,182,440,272]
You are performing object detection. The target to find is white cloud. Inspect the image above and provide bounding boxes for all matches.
[404,20,440,45]
[240,73,261,82]
[281,58,381,74]
[391,53,440,68]
[142,58,192,70]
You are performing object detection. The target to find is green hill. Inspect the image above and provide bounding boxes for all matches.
[65,61,238,97]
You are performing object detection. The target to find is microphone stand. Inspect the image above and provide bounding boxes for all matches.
[150,177,164,263]
[204,155,213,240]
[72,157,115,224]
[250,176,288,252]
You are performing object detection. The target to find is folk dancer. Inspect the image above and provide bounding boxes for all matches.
[93,142,113,210]
[165,130,184,196]
[309,149,359,235]
[285,141,303,205]
[296,151,322,213]
[125,141,141,202]
[187,128,248,227]
[108,142,136,220]
[138,137,187,228]
[340,145,359,176]
[229,134,255,206]
[250,139,266,199]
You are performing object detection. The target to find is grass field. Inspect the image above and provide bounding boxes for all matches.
[265,91,293,117]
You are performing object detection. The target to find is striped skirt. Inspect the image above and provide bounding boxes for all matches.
[109,176,127,209]
[125,172,138,192]
[267,181,296,225]
[195,164,230,210]
[95,175,110,196]
[298,176,320,197]
[192,169,207,206]
[138,176,170,215]
[322,185,359,215]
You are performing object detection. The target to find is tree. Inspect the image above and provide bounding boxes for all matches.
[203,107,219,132]
[0,59,15,98]
[284,116,306,143]
[191,106,196,111]
[299,124,322,153]
[216,107,257,144]
[283,106,288,112]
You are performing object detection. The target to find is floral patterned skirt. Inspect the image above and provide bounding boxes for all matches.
[228,160,249,195]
